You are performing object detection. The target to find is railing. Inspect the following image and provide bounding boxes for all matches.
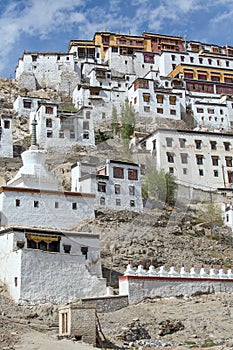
[123,261,233,279]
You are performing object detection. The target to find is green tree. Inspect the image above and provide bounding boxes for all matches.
[196,203,223,229]
[121,98,135,140]
[142,167,177,205]
[111,105,119,136]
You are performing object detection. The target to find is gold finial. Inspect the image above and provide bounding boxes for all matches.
[104,27,107,32]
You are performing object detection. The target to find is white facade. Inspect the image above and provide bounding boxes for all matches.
[128,76,183,120]
[71,159,143,211]
[139,128,233,191]
[0,226,107,304]
[13,96,51,118]
[15,52,79,93]
[0,116,13,158]
[30,103,95,149]
[2,147,95,230]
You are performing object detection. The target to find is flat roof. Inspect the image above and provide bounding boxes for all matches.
[0,186,95,198]
[0,225,99,238]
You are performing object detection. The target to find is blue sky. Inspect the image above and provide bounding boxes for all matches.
[1,0,233,78]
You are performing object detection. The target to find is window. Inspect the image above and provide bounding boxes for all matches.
[199,58,203,64]
[47,130,53,138]
[190,57,194,63]
[179,138,186,148]
[211,156,219,166]
[100,197,105,205]
[128,169,138,180]
[208,108,214,114]
[157,108,163,114]
[210,141,217,150]
[4,120,10,129]
[14,277,18,287]
[196,155,203,165]
[166,137,173,147]
[86,111,91,119]
[134,97,137,104]
[45,106,53,114]
[180,153,188,164]
[226,61,230,67]
[83,132,89,139]
[112,47,118,53]
[220,109,223,115]
[23,100,32,109]
[199,169,204,176]
[172,55,176,61]
[170,96,177,107]
[167,152,174,163]
[81,246,88,259]
[195,140,202,149]
[113,167,124,179]
[32,55,37,62]
[34,201,39,208]
[224,142,230,151]
[70,131,75,139]
[129,185,135,195]
[169,167,174,174]
[114,184,120,194]
[46,118,52,128]
[130,200,135,207]
[197,108,204,113]
[143,93,150,102]
[98,182,106,192]
[16,199,20,207]
[63,244,71,254]
[214,170,219,177]
[181,56,185,62]
[208,58,212,65]
[226,157,232,167]
[144,106,150,112]
[59,131,64,138]
[55,202,59,209]
[116,198,121,206]
[183,168,187,175]
[156,95,164,103]
[170,109,176,115]
[72,202,77,210]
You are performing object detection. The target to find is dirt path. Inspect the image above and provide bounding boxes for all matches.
[14,330,99,350]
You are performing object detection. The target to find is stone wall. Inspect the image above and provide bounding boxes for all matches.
[81,294,128,313]
[59,304,96,345]
[119,276,233,304]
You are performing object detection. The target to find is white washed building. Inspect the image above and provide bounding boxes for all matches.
[0,144,108,304]
[139,128,233,191]
[15,52,79,93]
[0,225,107,305]
[1,146,95,230]
[0,115,13,158]
[13,96,51,118]
[71,159,143,211]
[30,102,95,149]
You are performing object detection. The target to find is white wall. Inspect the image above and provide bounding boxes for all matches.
[19,249,107,304]
[119,276,233,304]
[0,190,95,230]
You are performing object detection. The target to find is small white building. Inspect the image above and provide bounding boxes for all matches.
[0,115,13,158]
[15,51,79,94]
[0,142,108,304]
[1,146,95,230]
[0,225,107,305]
[71,159,143,211]
[13,96,51,118]
[139,128,233,191]
[29,102,95,150]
